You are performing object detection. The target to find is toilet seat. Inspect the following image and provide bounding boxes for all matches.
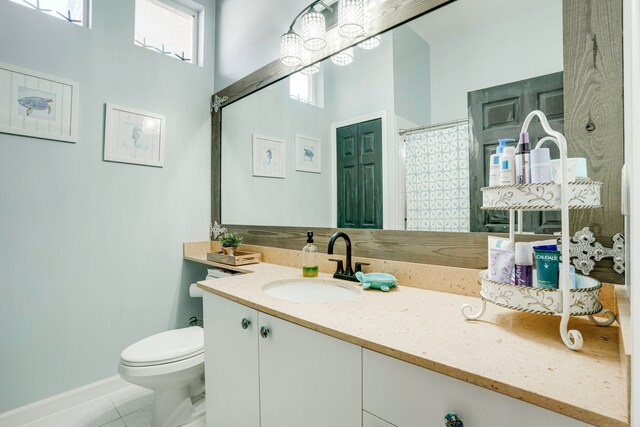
[119,352,204,378]
[120,326,204,367]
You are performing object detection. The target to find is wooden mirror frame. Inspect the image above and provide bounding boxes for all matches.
[210,0,623,284]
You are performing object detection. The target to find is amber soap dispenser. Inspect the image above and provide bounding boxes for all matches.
[302,231,318,277]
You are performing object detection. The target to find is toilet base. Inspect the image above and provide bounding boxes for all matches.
[119,357,205,427]
[152,385,191,427]
[152,392,205,427]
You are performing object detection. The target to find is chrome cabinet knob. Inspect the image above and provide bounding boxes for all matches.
[259,326,270,338]
[241,318,251,329]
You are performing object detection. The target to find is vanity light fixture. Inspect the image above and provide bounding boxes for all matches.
[338,0,365,38]
[331,47,354,66]
[301,8,327,51]
[301,62,321,75]
[357,35,380,50]
[280,0,334,67]
[280,30,304,67]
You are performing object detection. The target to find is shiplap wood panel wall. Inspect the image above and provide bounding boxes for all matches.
[563,0,624,238]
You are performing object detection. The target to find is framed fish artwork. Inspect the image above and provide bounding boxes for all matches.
[103,103,166,167]
[295,134,321,174]
[252,134,285,178]
[0,62,79,143]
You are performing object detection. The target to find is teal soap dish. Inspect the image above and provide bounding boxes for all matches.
[355,272,398,292]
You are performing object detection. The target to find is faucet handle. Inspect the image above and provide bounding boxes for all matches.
[355,262,370,273]
[328,258,345,275]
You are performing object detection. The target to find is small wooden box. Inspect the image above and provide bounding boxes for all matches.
[206,251,261,266]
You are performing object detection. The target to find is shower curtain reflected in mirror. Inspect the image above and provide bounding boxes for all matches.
[404,120,470,232]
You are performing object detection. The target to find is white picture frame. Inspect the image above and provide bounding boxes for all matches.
[252,134,285,178]
[0,62,79,143]
[103,103,166,168]
[295,134,322,174]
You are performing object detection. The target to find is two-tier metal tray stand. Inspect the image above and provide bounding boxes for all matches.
[461,110,616,351]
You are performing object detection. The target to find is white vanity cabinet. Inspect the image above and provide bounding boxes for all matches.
[363,410,396,427]
[203,292,362,427]
[203,292,260,426]
[362,349,591,427]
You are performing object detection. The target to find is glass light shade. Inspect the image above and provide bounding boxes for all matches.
[358,35,380,50]
[280,31,303,67]
[301,10,327,51]
[300,63,321,75]
[338,0,365,38]
[330,48,354,66]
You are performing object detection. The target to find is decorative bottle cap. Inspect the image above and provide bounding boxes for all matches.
[530,147,551,165]
[307,231,314,243]
[515,242,532,265]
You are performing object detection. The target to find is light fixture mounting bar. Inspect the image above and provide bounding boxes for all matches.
[288,0,334,30]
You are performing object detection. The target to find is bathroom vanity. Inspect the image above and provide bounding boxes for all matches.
[187,245,629,427]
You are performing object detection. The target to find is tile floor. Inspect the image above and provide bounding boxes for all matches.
[23,385,205,427]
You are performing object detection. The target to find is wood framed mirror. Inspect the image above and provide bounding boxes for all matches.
[210,0,623,284]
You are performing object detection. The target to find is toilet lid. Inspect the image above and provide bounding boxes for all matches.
[120,326,204,367]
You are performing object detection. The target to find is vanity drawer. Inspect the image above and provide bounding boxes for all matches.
[362,349,591,427]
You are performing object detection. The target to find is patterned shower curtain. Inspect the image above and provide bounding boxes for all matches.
[404,121,470,232]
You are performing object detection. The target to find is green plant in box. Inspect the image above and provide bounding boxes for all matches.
[219,232,243,256]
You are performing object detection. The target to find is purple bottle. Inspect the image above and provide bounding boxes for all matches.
[514,242,533,287]
[515,131,531,184]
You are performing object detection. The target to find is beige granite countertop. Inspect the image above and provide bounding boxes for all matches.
[195,262,628,427]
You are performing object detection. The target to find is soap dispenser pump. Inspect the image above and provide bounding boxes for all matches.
[302,231,318,277]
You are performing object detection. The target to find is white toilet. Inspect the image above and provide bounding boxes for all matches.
[118,326,205,427]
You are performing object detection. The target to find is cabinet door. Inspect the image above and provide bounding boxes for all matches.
[258,312,362,427]
[203,293,259,427]
[363,411,397,427]
[363,349,590,427]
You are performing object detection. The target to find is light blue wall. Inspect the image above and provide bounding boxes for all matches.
[0,0,214,412]
[393,26,431,127]
[221,77,332,227]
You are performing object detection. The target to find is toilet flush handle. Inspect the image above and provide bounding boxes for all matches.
[241,318,251,329]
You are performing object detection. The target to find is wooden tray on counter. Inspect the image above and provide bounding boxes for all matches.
[206,251,261,266]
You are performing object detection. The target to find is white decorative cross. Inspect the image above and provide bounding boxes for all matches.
[210,221,228,240]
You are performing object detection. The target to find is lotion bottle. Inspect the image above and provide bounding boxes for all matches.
[489,138,514,186]
[500,146,516,185]
[302,231,318,277]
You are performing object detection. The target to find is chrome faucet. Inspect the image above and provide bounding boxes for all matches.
[327,231,368,282]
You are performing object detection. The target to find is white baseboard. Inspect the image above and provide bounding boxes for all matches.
[0,375,129,427]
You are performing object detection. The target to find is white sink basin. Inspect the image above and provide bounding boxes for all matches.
[262,278,361,303]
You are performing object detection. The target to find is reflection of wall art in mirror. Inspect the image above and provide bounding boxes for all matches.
[295,134,321,174]
[252,134,285,178]
[103,103,166,167]
[0,62,79,143]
